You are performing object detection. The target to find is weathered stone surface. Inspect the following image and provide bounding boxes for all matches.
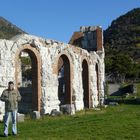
[50,109,62,116]
[71,26,103,52]
[17,113,25,122]
[0,113,25,122]
[0,26,105,115]
[0,87,5,121]
[31,111,40,119]
[0,114,4,122]
[60,104,75,115]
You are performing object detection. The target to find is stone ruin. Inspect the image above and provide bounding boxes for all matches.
[0,26,105,118]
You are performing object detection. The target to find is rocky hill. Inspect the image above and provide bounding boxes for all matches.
[0,16,26,39]
[104,8,140,82]
[104,8,140,62]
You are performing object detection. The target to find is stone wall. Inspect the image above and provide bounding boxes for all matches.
[0,26,105,117]
[0,87,5,121]
[69,26,103,51]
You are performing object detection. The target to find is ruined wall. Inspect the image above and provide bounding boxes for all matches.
[69,26,105,106]
[69,26,103,51]
[0,26,105,116]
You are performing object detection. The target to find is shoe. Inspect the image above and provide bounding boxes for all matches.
[12,133,17,136]
[4,133,8,137]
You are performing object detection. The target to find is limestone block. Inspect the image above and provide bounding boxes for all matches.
[0,87,6,115]
[0,114,4,121]
[0,102,5,114]
[17,113,25,122]
[89,26,97,31]
[0,40,5,47]
[74,101,84,111]
[60,104,75,115]
[80,26,86,32]
[10,43,18,54]
[50,109,61,116]
[0,78,6,87]
[5,41,14,50]
[45,40,52,45]
[31,111,40,119]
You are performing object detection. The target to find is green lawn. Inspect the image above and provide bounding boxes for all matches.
[136,83,140,97]
[0,104,140,140]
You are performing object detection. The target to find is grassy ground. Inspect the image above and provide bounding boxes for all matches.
[0,104,140,140]
[0,83,139,140]
[136,83,140,97]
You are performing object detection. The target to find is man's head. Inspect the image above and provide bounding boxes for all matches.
[8,81,14,90]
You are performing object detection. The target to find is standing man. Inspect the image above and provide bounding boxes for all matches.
[0,81,21,137]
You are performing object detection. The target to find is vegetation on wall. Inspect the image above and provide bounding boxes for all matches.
[21,57,32,81]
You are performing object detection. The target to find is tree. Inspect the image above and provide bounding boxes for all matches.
[105,54,134,82]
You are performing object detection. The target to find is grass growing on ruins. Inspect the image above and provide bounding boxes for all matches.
[0,104,140,140]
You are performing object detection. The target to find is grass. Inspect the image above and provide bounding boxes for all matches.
[136,83,140,97]
[0,82,139,140]
[0,104,140,140]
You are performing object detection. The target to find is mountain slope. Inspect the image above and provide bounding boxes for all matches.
[104,8,140,62]
[104,8,140,81]
[0,16,26,39]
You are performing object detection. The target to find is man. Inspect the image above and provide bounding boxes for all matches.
[0,81,21,137]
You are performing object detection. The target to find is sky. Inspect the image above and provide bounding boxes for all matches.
[0,0,140,43]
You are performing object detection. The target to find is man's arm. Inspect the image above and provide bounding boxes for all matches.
[17,90,21,102]
[0,90,8,102]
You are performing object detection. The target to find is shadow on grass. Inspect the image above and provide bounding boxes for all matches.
[0,133,13,137]
[0,134,5,137]
[123,99,140,105]
[105,98,140,105]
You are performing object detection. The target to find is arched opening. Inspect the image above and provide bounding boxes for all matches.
[15,46,41,113]
[58,55,71,105]
[96,63,100,103]
[82,59,89,108]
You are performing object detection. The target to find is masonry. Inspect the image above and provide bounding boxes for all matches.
[0,26,105,117]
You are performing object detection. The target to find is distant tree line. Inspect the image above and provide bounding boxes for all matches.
[105,50,140,83]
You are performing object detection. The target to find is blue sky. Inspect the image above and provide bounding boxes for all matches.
[0,0,140,43]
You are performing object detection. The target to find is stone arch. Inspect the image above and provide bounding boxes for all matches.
[15,44,41,112]
[82,58,90,108]
[53,52,73,105]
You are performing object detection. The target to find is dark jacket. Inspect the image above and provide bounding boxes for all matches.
[0,89,21,111]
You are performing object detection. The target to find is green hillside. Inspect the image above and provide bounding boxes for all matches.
[0,16,25,39]
[104,8,140,82]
